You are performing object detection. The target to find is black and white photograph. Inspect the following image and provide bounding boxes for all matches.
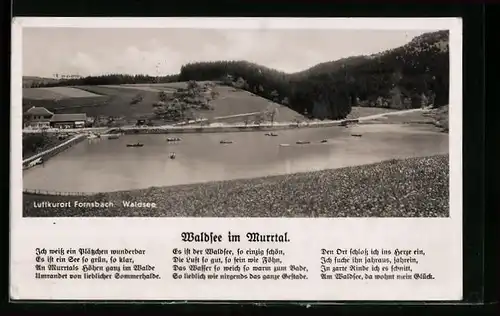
[20,22,452,218]
[11,17,465,302]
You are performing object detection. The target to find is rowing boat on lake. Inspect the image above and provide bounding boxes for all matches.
[127,143,144,147]
[166,137,182,142]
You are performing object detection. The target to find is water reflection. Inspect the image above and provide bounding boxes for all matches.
[23,124,449,193]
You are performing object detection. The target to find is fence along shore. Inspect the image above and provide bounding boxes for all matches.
[23,188,94,196]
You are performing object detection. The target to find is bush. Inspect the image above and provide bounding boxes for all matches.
[159,91,169,102]
[187,80,200,90]
[23,134,61,158]
[233,77,249,90]
[210,90,219,99]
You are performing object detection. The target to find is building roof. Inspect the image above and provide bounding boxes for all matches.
[51,113,87,122]
[24,106,54,116]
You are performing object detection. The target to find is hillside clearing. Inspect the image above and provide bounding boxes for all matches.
[102,85,171,92]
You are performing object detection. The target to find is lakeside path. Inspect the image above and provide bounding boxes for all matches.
[23,154,449,217]
[120,108,428,131]
[356,108,423,121]
[22,108,429,135]
[22,134,87,167]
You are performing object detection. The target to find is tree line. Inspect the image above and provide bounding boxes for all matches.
[30,30,449,120]
[29,74,180,88]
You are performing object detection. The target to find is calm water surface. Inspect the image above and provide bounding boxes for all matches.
[23,124,449,193]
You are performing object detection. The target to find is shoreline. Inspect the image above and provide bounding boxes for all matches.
[23,154,449,217]
[22,134,87,169]
[21,108,438,165]
[22,108,429,135]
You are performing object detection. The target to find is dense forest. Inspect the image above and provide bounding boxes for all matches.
[29,30,449,120]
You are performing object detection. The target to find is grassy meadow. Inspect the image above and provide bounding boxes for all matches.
[23,81,307,124]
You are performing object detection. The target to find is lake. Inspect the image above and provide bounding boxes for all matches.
[23,124,449,193]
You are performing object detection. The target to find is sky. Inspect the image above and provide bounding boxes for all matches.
[22,28,432,77]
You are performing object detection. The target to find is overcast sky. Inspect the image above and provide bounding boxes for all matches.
[23,28,431,77]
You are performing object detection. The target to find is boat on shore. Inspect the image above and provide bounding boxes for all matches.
[126,143,144,147]
[26,157,43,167]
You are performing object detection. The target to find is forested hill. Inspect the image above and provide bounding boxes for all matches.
[28,30,449,120]
[178,30,449,118]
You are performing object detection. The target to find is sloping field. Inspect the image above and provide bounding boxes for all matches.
[23,87,103,99]
[137,82,305,121]
[103,82,213,92]
[103,85,171,92]
[23,86,108,114]
[23,97,109,114]
[145,81,216,89]
[22,81,305,122]
[24,85,160,119]
[75,85,161,119]
[206,85,304,122]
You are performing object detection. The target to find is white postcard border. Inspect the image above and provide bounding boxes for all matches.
[11,17,463,301]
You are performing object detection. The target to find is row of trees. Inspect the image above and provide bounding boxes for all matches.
[29,74,179,88]
[31,30,449,120]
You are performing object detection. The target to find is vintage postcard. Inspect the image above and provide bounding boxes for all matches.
[11,17,462,301]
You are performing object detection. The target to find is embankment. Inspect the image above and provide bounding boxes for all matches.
[23,134,87,169]
[23,154,449,218]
